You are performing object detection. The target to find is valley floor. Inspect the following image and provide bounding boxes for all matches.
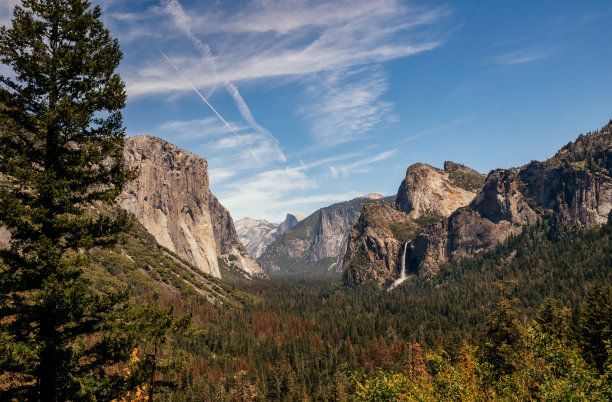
[149,220,612,400]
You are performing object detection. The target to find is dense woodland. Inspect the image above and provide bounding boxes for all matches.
[1,1,611,400]
[142,218,612,400]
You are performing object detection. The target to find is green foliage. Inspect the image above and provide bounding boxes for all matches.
[151,220,612,399]
[448,170,486,191]
[390,213,443,243]
[0,0,158,399]
[576,283,612,373]
[482,298,526,377]
[353,319,611,401]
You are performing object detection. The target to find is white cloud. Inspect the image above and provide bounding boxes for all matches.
[397,115,473,144]
[329,149,397,177]
[117,0,446,97]
[217,166,316,221]
[158,0,287,164]
[492,48,552,65]
[142,117,285,170]
[156,117,248,140]
[305,67,397,147]
[208,167,236,185]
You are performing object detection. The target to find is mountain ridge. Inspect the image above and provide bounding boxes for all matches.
[341,121,612,287]
[236,213,305,259]
[257,193,394,277]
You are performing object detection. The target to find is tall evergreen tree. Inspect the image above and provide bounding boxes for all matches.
[0,0,140,399]
[481,298,526,377]
[578,283,612,373]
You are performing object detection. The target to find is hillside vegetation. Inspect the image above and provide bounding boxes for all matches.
[144,218,612,400]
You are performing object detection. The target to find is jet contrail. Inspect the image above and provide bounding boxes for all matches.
[159,49,262,163]
[163,0,285,163]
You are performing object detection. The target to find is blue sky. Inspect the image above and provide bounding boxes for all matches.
[2,0,611,222]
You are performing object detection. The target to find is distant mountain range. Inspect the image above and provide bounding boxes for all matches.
[67,120,612,292]
[235,213,305,259]
[256,193,395,277]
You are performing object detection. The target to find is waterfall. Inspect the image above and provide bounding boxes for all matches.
[389,243,409,290]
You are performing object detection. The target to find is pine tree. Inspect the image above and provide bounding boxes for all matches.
[0,0,141,399]
[578,283,612,373]
[481,298,526,377]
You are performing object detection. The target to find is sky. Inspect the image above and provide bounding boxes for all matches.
[1,0,612,223]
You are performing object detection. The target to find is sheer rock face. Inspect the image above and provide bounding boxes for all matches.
[408,123,612,278]
[341,202,411,287]
[342,163,482,286]
[235,218,278,259]
[258,194,394,277]
[342,123,612,286]
[279,213,305,234]
[236,213,305,259]
[395,162,484,218]
[119,136,265,279]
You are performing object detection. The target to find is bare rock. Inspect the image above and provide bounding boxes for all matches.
[119,136,266,279]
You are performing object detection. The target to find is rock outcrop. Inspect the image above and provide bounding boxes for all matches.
[341,202,413,287]
[342,123,612,286]
[119,136,266,279]
[278,213,305,236]
[395,162,485,218]
[258,193,394,277]
[407,121,612,278]
[236,213,305,259]
[342,162,482,286]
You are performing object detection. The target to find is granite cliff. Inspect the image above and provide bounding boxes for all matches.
[408,122,612,277]
[235,213,305,259]
[258,193,394,277]
[119,136,266,280]
[342,121,612,287]
[343,163,484,287]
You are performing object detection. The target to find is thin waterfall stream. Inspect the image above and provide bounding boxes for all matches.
[389,242,408,290]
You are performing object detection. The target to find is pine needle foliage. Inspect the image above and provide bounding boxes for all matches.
[0,1,148,400]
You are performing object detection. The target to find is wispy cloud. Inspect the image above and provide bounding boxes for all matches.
[160,0,286,164]
[99,0,452,220]
[140,117,285,171]
[492,48,552,65]
[329,149,396,177]
[305,67,397,147]
[397,115,473,144]
[116,0,447,96]
[155,117,247,140]
[217,166,316,221]
[208,167,237,186]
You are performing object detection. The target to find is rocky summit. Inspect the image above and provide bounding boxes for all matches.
[119,136,266,280]
[235,213,305,259]
[342,121,612,287]
[343,162,483,287]
[395,162,485,218]
[407,122,612,277]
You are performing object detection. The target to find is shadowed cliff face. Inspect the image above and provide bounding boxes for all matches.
[407,122,612,278]
[258,194,394,277]
[341,202,413,287]
[119,136,266,279]
[343,162,482,287]
[342,121,612,286]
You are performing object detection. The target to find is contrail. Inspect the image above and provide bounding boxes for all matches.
[163,0,285,163]
[159,49,262,163]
